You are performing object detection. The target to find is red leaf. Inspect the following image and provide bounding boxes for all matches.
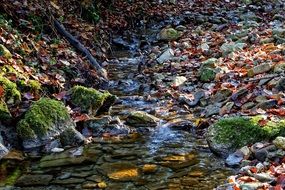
[0,86,4,97]
[267,109,285,116]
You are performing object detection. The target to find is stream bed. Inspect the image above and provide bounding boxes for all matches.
[0,23,235,190]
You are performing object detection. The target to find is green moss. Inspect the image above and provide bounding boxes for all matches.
[0,99,11,120]
[213,116,285,149]
[17,98,69,140]
[70,85,115,115]
[0,75,21,103]
[27,80,41,92]
[4,167,21,185]
[199,67,216,82]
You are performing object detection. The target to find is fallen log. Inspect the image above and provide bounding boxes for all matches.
[53,19,108,80]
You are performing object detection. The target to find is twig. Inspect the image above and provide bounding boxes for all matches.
[53,19,108,81]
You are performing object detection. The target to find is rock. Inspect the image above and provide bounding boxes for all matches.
[2,150,24,161]
[99,162,139,181]
[225,151,243,167]
[240,182,264,190]
[239,146,251,159]
[0,44,12,59]
[16,174,53,186]
[231,88,248,101]
[200,43,209,51]
[179,90,205,107]
[155,152,198,169]
[253,173,275,183]
[70,86,116,115]
[213,89,232,103]
[257,99,277,110]
[84,116,112,129]
[273,136,285,150]
[126,111,160,127]
[39,146,101,168]
[17,98,85,150]
[166,118,194,130]
[142,164,158,174]
[0,143,9,159]
[247,63,271,77]
[60,127,85,146]
[242,102,255,110]
[52,178,85,184]
[273,62,285,73]
[158,28,181,41]
[205,104,220,117]
[220,102,234,115]
[254,149,268,162]
[171,76,187,87]
[199,67,216,82]
[275,78,285,91]
[220,42,246,56]
[206,116,285,157]
[156,48,174,64]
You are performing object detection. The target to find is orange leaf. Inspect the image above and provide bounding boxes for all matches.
[0,85,4,97]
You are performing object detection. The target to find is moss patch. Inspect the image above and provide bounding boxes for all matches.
[212,116,285,149]
[0,75,21,103]
[70,85,116,115]
[17,98,69,140]
[0,99,11,120]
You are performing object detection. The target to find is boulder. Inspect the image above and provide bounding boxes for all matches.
[17,98,85,150]
[158,28,181,41]
[207,116,285,157]
[126,111,160,127]
[70,85,116,115]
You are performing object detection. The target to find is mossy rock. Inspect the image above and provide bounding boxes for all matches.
[0,99,11,120]
[207,116,285,157]
[70,85,116,115]
[17,98,83,149]
[0,76,21,104]
[159,28,182,41]
[199,67,216,82]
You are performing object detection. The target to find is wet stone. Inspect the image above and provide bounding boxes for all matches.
[52,178,85,184]
[16,174,53,186]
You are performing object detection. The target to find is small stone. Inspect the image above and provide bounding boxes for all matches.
[142,164,158,174]
[98,181,107,189]
[242,102,255,110]
[126,111,160,127]
[175,25,187,31]
[275,78,285,91]
[254,149,268,162]
[273,136,285,150]
[239,146,251,159]
[225,151,243,167]
[156,48,174,64]
[205,104,220,117]
[257,99,277,110]
[172,76,187,87]
[240,182,264,190]
[0,143,9,159]
[253,173,275,183]
[200,43,209,51]
[247,63,271,77]
[51,147,64,153]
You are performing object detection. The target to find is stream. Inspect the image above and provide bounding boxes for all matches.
[0,20,235,190]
